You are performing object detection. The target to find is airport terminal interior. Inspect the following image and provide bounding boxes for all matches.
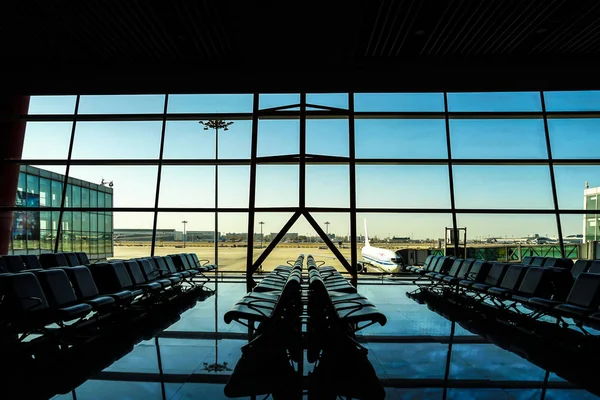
[3,1,600,399]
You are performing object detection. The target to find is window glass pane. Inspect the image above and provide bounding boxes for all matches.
[544,90,600,111]
[357,166,450,208]
[159,166,215,208]
[219,120,251,159]
[168,94,253,113]
[98,191,105,208]
[457,214,559,252]
[258,120,299,157]
[450,119,547,159]
[306,93,348,109]
[109,212,154,260]
[39,178,50,207]
[51,179,62,207]
[555,166,600,210]
[453,166,554,209]
[164,121,215,159]
[218,166,250,208]
[548,119,600,159]
[306,165,349,208]
[165,120,251,160]
[256,165,299,207]
[306,119,348,157]
[28,95,77,114]
[72,121,162,159]
[81,187,90,208]
[78,95,165,114]
[560,214,585,251]
[217,213,248,272]
[90,190,98,208]
[71,185,81,208]
[259,94,300,110]
[69,166,155,208]
[21,122,73,159]
[355,119,447,159]
[26,174,39,195]
[155,211,215,259]
[105,193,113,208]
[354,93,444,112]
[447,92,541,111]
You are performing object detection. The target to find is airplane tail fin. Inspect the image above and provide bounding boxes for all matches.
[364,218,370,247]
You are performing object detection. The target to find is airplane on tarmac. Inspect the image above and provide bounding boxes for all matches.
[358,219,404,274]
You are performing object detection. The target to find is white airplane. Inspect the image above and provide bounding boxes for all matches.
[358,219,403,274]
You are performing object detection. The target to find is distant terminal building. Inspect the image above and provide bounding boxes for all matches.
[585,184,600,242]
[270,232,299,242]
[114,229,180,242]
[186,230,220,241]
[10,165,114,260]
[114,229,220,242]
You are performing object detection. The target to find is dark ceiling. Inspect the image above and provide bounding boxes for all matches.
[5,0,600,94]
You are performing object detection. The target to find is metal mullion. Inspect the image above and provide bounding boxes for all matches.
[9,206,599,214]
[349,93,358,287]
[541,92,565,257]
[54,95,80,253]
[150,94,169,257]
[443,92,458,400]
[9,158,600,166]
[19,112,253,123]
[299,93,306,209]
[246,93,259,291]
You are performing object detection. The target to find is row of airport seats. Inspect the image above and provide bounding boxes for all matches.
[0,251,214,398]
[0,251,90,273]
[408,255,600,394]
[410,254,600,334]
[223,254,386,399]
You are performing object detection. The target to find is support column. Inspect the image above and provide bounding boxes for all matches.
[0,95,30,255]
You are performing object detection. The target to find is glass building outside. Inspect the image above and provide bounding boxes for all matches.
[10,165,114,260]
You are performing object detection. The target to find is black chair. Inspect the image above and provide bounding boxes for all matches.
[458,260,493,289]
[59,266,116,313]
[135,259,173,288]
[35,269,94,321]
[76,252,91,265]
[471,263,510,293]
[62,252,81,267]
[21,255,44,271]
[522,256,533,265]
[528,273,600,320]
[0,256,7,273]
[509,267,554,303]
[571,259,591,279]
[532,257,545,267]
[122,260,163,293]
[2,255,27,273]
[588,261,600,274]
[442,259,476,285]
[89,262,141,304]
[487,264,529,299]
[39,253,69,268]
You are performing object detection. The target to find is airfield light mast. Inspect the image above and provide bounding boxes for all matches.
[199,119,233,269]
[259,221,265,248]
[181,220,188,248]
[199,118,233,373]
[325,221,330,237]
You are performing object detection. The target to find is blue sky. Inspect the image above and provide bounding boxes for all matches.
[19,91,600,240]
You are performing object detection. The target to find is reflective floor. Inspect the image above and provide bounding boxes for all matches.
[51,277,600,400]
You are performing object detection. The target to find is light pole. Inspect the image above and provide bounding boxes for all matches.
[199,119,234,270]
[181,220,188,248]
[325,221,330,238]
[259,221,265,249]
